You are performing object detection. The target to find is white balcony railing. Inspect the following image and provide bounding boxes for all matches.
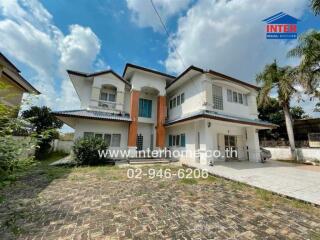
[90,99,123,111]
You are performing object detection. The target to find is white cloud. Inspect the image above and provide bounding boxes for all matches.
[0,0,103,110]
[165,0,308,80]
[126,0,191,32]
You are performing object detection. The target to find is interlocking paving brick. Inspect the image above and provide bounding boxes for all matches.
[0,165,319,239]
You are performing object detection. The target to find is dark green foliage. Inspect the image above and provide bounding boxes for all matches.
[73,137,109,166]
[21,106,63,159]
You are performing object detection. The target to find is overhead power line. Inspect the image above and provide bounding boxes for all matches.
[150,0,187,69]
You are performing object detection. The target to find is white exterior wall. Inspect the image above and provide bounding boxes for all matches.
[74,119,129,151]
[206,77,258,119]
[130,72,166,96]
[69,74,92,109]
[168,75,205,121]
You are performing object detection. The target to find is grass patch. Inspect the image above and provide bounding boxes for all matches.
[179,178,198,185]
[256,189,274,201]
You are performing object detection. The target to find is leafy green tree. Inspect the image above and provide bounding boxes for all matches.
[21,106,63,159]
[311,0,320,15]
[288,30,320,98]
[315,102,320,112]
[257,61,298,160]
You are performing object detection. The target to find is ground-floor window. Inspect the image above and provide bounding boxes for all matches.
[169,134,186,147]
[83,132,121,147]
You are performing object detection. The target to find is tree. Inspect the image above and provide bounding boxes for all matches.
[311,0,320,15]
[288,30,320,98]
[256,61,298,160]
[258,97,309,140]
[21,106,63,159]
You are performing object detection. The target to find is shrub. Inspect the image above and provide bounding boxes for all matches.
[73,137,109,165]
[0,136,35,179]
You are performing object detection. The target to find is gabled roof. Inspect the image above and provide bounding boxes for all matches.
[67,69,131,86]
[53,109,131,122]
[122,63,176,80]
[0,52,40,94]
[0,52,20,73]
[165,110,277,129]
[166,65,260,91]
[262,12,300,24]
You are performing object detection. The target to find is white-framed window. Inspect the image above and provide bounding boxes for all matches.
[212,84,223,110]
[232,91,238,103]
[227,88,248,106]
[238,93,243,104]
[169,93,185,109]
[227,89,232,102]
[100,86,116,102]
[83,132,121,147]
[111,134,121,147]
[169,134,186,147]
[243,94,248,105]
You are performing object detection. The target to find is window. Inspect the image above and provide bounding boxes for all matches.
[139,98,152,118]
[170,93,185,110]
[227,89,232,102]
[181,134,186,147]
[104,134,111,147]
[243,94,248,105]
[100,89,116,102]
[84,132,94,138]
[176,135,180,146]
[169,134,185,147]
[172,98,176,108]
[238,93,243,104]
[233,92,238,103]
[181,93,185,103]
[177,95,181,105]
[111,134,121,147]
[95,133,103,139]
[108,93,116,102]
[212,85,223,110]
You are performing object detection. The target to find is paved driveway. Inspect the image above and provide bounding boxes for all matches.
[0,162,320,239]
[188,160,320,205]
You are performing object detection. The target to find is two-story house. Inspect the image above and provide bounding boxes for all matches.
[54,63,276,163]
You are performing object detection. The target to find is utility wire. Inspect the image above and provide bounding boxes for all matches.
[150,0,187,69]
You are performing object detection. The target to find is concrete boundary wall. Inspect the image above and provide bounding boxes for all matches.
[265,147,320,162]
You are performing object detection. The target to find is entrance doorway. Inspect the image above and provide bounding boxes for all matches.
[224,135,238,159]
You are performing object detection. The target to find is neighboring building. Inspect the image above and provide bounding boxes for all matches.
[294,118,320,147]
[54,63,276,163]
[0,52,40,112]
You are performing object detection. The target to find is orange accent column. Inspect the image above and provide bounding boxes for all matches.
[128,90,140,147]
[156,95,166,149]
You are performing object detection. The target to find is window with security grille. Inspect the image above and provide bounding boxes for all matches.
[137,134,143,151]
[212,85,223,110]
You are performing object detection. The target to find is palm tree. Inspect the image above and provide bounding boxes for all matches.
[257,61,297,160]
[288,30,320,98]
[311,0,320,15]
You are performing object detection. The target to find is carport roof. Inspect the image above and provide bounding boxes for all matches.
[165,110,277,128]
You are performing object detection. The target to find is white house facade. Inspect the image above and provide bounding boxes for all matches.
[54,64,276,164]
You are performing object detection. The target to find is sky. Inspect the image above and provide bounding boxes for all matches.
[0,0,319,129]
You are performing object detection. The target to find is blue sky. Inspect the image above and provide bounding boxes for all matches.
[0,0,319,123]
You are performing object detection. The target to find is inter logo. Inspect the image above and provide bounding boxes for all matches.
[263,12,300,39]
